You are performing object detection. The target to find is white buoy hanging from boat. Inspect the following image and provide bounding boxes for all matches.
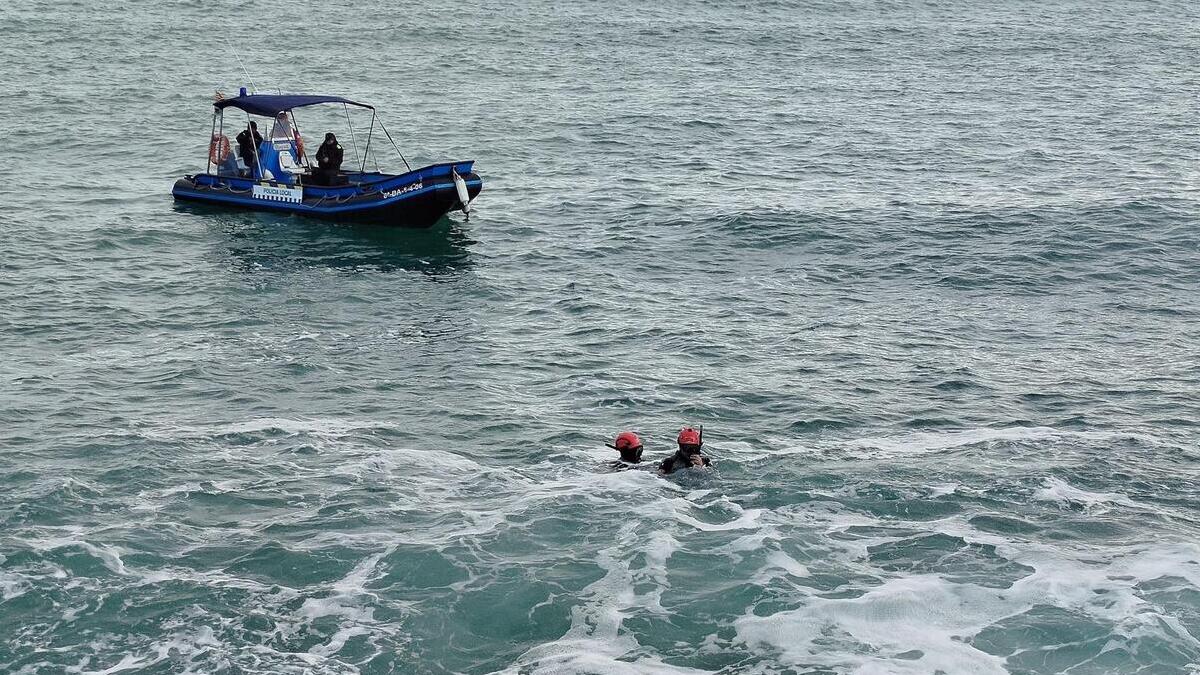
[452,168,471,221]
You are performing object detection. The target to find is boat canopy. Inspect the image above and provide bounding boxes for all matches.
[214,94,374,117]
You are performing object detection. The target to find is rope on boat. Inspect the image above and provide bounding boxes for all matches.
[343,103,362,168]
[376,118,412,173]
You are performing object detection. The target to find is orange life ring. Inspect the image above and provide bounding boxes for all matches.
[209,134,231,164]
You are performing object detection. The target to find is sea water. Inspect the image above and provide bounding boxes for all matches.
[2,0,1199,673]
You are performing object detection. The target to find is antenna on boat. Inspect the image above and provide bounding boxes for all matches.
[224,38,258,93]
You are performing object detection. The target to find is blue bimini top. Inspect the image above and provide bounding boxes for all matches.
[214,94,373,117]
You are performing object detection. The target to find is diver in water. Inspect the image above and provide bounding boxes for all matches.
[606,431,644,467]
[658,426,712,474]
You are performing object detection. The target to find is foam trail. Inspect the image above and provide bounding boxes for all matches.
[736,575,1011,675]
[1033,476,1138,511]
[496,524,707,675]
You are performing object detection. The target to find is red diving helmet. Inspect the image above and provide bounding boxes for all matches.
[613,431,642,452]
[677,427,702,453]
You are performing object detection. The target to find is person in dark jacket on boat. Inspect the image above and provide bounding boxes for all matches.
[315,132,344,185]
[235,121,263,175]
[606,431,644,468]
[659,427,712,475]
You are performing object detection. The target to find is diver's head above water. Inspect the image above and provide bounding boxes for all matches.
[677,427,702,455]
[606,431,644,463]
[667,426,710,470]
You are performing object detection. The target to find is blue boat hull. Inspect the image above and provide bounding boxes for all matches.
[172,161,482,228]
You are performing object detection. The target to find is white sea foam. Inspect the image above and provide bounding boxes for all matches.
[17,534,131,577]
[709,528,782,555]
[651,496,764,533]
[130,479,245,513]
[763,550,810,579]
[927,482,960,497]
[331,444,489,481]
[739,494,1200,674]
[739,426,1149,465]
[69,654,150,675]
[281,546,403,659]
[736,574,1012,675]
[1033,476,1138,511]
[137,417,398,441]
[0,570,30,600]
[842,426,1143,460]
[495,523,707,675]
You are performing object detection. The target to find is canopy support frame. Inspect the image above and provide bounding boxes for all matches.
[343,103,362,171]
[207,109,218,175]
[361,111,376,174]
[245,110,263,180]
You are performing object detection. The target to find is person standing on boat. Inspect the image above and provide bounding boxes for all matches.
[235,121,263,176]
[315,132,344,186]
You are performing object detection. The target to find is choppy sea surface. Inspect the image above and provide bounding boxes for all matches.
[3,1,1200,673]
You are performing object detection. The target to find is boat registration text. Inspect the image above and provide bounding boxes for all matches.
[382,182,423,199]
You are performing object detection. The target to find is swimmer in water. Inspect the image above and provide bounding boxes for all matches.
[658,426,712,474]
[606,431,644,467]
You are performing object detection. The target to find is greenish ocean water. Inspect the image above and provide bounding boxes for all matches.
[2,1,1200,673]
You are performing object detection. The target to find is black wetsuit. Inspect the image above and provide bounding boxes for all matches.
[235,127,263,170]
[659,450,711,474]
[315,141,344,185]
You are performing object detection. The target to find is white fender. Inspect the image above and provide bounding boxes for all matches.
[452,168,471,219]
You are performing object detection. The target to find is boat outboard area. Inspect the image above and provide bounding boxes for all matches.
[172,88,482,228]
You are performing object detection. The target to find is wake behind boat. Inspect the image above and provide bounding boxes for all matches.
[172,89,482,228]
